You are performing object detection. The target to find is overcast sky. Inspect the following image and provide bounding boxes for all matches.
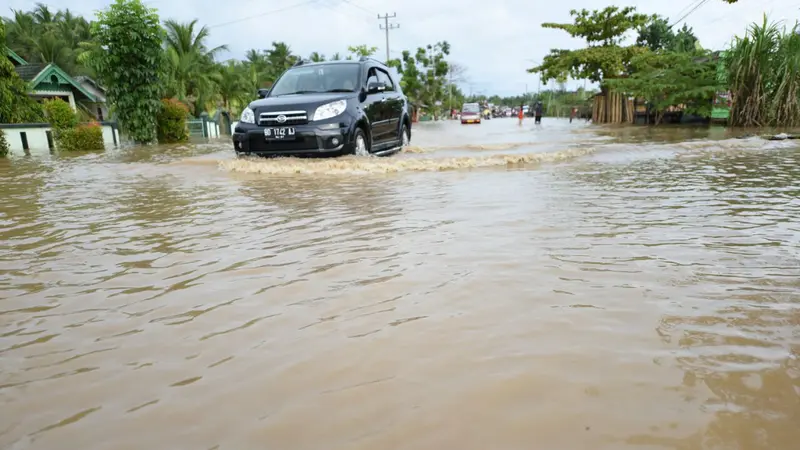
[6,0,798,96]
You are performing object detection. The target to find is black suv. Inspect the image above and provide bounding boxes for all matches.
[233,57,411,157]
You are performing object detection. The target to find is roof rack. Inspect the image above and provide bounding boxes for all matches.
[359,56,389,67]
[293,59,305,67]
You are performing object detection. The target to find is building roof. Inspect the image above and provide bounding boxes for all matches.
[14,63,97,102]
[74,75,106,93]
[7,48,27,66]
[14,63,48,81]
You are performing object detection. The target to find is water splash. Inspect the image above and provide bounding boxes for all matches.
[218,148,595,175]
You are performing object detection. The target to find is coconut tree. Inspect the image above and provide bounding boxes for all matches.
[215,60,249,113]
[264,41,297,82]
[162,19,228,115]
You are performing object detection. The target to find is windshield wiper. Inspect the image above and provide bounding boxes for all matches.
[324,89,354,93]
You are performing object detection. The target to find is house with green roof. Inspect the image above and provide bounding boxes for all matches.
[6,49,107,120]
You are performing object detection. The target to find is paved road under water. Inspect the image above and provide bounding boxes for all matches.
[1,118,799,449]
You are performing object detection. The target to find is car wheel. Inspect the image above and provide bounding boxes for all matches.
[354,128,370,156]
[400,124,410,147]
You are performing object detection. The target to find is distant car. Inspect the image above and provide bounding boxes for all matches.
[233,57,410,157]
[461,103,481,124]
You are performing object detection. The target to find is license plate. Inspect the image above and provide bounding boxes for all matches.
[264,127,295,139]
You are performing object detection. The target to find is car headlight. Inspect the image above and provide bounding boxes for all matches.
[240,107,255,124]
[312,100,347,121]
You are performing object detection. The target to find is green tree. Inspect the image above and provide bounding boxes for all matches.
[263,41,297,82]
[0,21,45,125]
[5,4,93,75]
[308,51,325,62]
[216,60,249,113]
[87,0,164,144]
[528,7,652,87]
[637,16,675,51]
[162,19,227,116]
[389,41,450,114]
[347,44,378,58]
[605,50,722,124]
[673,24,700,53]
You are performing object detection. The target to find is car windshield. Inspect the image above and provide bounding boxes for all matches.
[462,104,480,113]
[269,63,360,96]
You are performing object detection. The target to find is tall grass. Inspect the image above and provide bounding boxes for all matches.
[726,15,800,127]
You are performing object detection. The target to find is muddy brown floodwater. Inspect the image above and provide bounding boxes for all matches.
[1,118,799,450]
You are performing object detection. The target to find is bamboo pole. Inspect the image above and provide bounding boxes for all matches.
[611,92,619,124]
[598,95,606,123]
[627,99,633,123]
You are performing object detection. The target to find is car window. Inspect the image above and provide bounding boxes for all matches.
[269,63,360,96]
[376,69,394,91]
[462,104,480,113]
[366,67,379,87]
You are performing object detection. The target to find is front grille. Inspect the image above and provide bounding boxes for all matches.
[258,110,309,126]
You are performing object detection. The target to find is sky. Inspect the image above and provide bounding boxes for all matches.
[5,0,800,96]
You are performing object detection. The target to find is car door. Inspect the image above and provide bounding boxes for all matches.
[361,67,387,146]
[377,68,402,142]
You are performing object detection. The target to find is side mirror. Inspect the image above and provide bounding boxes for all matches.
[367,81,386,94]
[257,88,270,99]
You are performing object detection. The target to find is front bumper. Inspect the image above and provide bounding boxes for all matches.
[233,122,353,157]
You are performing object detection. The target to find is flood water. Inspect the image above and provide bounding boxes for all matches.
[2,118,799,450]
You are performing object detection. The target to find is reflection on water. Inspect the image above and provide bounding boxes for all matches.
[1,118,799,449]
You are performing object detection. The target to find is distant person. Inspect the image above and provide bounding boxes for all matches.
[534,102,543,124]
[518,103,524,125]
[570,107,577,123]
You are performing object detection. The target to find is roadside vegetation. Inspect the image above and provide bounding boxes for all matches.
[1,0,794,150]
[2,0,462,143]
[528,3,800,127]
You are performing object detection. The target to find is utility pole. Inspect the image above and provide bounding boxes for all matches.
[378,13,399,63]
[449,66,453,113]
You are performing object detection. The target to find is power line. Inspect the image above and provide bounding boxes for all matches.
[340,0,374,15]
[670,0,710,28]
[672,0,705,24]
[378,12,399,64]
[208,0,316,29]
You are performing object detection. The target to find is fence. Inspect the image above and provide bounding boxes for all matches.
[0,121,119,155]
[187,113,221,139]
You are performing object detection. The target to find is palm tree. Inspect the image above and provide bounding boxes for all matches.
[216,60,249,113]
[264,41,297,81]
[5,6,92,75]
[309,52,325,62]
[163,19,229,115]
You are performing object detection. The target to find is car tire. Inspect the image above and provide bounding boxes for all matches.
[354,128,370,156]
[400,123,410,147]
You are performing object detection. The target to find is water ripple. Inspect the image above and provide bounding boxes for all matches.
[1,121,799,449]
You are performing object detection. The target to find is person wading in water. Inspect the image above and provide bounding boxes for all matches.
[518,103,524,126]
[534,101,543,124]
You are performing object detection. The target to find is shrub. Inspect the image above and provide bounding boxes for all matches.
[58,122,105,152]
[44,99,78,131]
[156,98,190,143]
[0,129,8,157]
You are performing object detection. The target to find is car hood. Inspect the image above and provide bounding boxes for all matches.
[249,92,356,112]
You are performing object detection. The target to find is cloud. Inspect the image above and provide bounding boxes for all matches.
[6,0,798,96]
